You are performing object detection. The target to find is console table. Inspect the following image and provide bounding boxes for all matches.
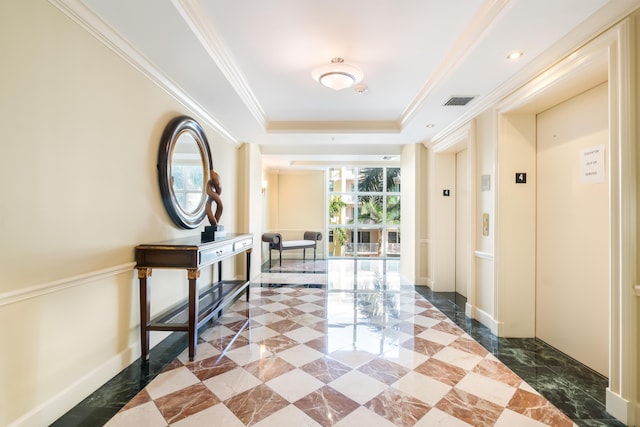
[135,233,253,361]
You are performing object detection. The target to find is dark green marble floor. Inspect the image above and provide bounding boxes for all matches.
[414,288,626,427]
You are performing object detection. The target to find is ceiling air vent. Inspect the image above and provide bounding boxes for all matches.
[444,96,475,106]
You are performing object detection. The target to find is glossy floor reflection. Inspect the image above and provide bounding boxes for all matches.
[55,259,624,426]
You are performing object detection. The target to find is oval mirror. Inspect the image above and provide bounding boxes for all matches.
[158,116,212,229]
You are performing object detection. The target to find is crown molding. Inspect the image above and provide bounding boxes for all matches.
[266,120,400,133]
[429,0,640,144]
[48,0,240,145]
[172,0,268,130]
[399,0,511,129]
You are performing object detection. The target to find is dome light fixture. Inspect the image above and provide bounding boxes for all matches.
[312,57,363,91]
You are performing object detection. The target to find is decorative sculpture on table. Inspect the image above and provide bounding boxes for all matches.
[201,168,226,241]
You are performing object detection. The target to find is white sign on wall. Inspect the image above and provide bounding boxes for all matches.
[580,144,605,184]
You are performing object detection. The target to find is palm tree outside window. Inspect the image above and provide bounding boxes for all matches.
[327,167,400,258]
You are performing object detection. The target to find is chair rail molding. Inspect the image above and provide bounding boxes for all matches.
[0,262,136,307]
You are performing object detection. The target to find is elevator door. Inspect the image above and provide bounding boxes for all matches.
[536,83,608,376]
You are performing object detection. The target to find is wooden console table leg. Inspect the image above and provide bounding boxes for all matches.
[138,268,152,361]
[217,261,223,318]
[187,269,200,361]
[246,248,252,301]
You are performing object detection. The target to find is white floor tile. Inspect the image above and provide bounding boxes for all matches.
[415,408,473,427]
[494,409,549,427]
[329,370,388,404]
[284,326,324,343]
[251,312,286,325]
[252,404,322,427]
[266,368,324,402]
[202,367,262,401]
[455,372,517,407]
[177,342,221,364]
[144,366,200,400]
[335,406,398,427]
[296,294,325,303]
[417,328,459,346]
[171,403,245,427]
[276,344,324,367]
[290,313,325,327]
[392,371,451,406]
[225,343,273,366]
[104,402,166,427]
[260,302,291,312]
[295,302,324,313]
[432,346,483,371]
[328,349,376,368]
[200,325,236,342]
[382,346,429,370]
[411,314,442,328]
[241,325,281,342]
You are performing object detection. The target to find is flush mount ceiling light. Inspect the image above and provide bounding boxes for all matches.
[507,50,524,60]
[312,57,363,91]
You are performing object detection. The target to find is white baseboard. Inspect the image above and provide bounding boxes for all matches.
[9,332,170,427]
[467,304,499,335]
[606,388,635,426]
[8,343,139,427]
[415,276,430,286]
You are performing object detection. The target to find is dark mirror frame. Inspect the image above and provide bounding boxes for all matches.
[158,115,213,229]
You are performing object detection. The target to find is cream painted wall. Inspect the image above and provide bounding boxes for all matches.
[536,83,609,376]
[0,1,242,425]
[263,170,325,263]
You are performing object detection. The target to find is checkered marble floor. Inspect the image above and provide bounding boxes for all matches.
[106,283,576,426]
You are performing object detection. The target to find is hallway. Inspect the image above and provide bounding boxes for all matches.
[55,260,621,426]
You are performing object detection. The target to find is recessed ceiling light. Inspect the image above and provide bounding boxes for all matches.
[507,51,524,60]
[426,124,435,128]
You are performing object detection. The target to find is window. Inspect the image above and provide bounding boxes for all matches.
[327,167,401,258]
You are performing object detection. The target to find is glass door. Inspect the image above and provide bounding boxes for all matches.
[327,167,401,259]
